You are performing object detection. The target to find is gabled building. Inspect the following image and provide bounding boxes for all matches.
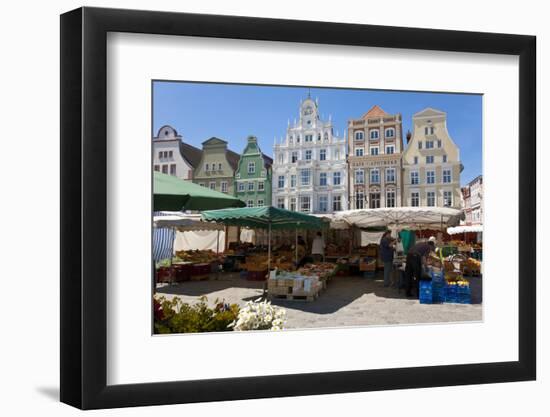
[402,108,462,208]
[234,136,273,207]
[347,105,404,209]
[152,125,202,180]
[192,137,240,195]
[272,95,348,213]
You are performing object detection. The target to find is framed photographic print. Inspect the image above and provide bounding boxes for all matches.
[60,6,536,410]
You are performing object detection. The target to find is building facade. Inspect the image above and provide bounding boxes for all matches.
[234,136,273,207]
[152,125,202,180]
[462,175,483,224]
[192,137,240,195]
[272,96,348,213]
[402,108,462,208]
[347,105,404,209]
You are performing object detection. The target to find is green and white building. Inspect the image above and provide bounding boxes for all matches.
[234,136,273,207]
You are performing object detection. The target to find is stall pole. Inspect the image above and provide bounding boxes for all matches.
[267,221,272,272]
[216,229,220,254]
[295,223,299,266]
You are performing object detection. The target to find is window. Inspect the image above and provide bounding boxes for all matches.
[414,156,418,165]
[248,161,255,174]
[385,128,395,138]
[289,135,293,144]
[411,171,419,185]
[168,151,173,158]
[443,169,452,183]
[385,168,396,183]
[248,182,255,191]
[158,151,163,159]
[370,147,379,156]
[305,134,313,142]
[291,152,298,163]
[278,154,283,164]
[278,175,285,189]
[332,195,342,212]
[369,192,380,209]
[442,154,447,163]
[370,169,380,184]
[248,200,255,208]
[258,181,265,191]
[257,199,264,207]
[305,150,312,160]
[300,196,311,212]
[334,149,340,160]
[162,165,168,174]
[424,126,435,135]
[355,131,364,140]
[437,140,442,148]
[153,165,160,172]
[370,129,379,140]
[170,164,176,176]
[238,182,245,192]
[290,197,297,211]
[319,196,328,212]
[411,192,419,207]
[418,141,423,150]
[386,191,396,207]
[426,141,434,149]
[277,198,285,209]
[199,182,206,187]
[443,191,452,207]
[333,172,341,185]
[320,149,327,160]
[296,135,301,143]
[209,182,216,190]
[221,181,228,193]
[426,155,434,164]
[426,170,435,184]
[355,192,365,209]
[317,133,322,141]
[355,169,364,184]
[319,172,327,186]
[205,163,209,171]
[300,169,311,186]
[324,132,329,141]
[385,145,395,154]
[218,163,222,170]
[355,148,364,157]
[427,191,436,207]
[290,174,296,188]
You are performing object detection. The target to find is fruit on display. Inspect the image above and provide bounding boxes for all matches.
[174,250,220,264]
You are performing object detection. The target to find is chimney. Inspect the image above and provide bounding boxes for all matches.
[406,130,412,143]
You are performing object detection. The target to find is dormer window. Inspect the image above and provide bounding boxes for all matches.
[165,130,169,136]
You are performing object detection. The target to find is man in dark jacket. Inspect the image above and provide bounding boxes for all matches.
[405,237,436,297]
[379,231,395,287]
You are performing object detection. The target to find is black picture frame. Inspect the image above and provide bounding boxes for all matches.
[60,6,536,410]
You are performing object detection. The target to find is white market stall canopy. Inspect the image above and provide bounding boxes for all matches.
[335,207,463,229]
[153,212,224,231]
[447,224,483,235]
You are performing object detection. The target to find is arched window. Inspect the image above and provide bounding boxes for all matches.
[324,132,329,141]
[355,131,364,140]
[385,128,395,138]
[317,133,321,141]
[370,129,379,140]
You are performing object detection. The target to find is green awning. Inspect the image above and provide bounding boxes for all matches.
[154,172,245,211]
[201,206,324,230]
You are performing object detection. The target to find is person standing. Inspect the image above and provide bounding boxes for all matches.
[311,231,325,263]
[404,236,436,297]
[379,231,395,287]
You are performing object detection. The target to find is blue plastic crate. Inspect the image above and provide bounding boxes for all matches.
[430,270,445,283]
[444,285,458,303]
[456,285,471,304]
[432,282,445,303]
[419,281,433,304]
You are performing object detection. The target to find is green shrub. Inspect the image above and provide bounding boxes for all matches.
[154,296,240,334]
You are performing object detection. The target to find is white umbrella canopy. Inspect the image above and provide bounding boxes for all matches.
[447,224,483,235]
[335,206,463,229]
[153,212,224,231]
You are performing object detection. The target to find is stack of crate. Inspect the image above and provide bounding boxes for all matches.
[267,276,321,301]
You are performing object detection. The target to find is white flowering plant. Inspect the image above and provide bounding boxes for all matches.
[229,299,286,331]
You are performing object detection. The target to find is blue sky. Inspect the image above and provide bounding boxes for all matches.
[153,81,482,186]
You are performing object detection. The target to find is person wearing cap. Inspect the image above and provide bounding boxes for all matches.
[404,236,436,297]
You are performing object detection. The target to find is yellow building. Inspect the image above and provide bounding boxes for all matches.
[402,108,462,208]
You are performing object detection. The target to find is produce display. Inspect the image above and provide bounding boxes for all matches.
[267,271,322,301]
[326,243,348,257]
[174,249,220,264]
[241,254,268,272]
[298,262,337,280]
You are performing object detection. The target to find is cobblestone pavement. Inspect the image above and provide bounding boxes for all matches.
[156,273,482,329]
